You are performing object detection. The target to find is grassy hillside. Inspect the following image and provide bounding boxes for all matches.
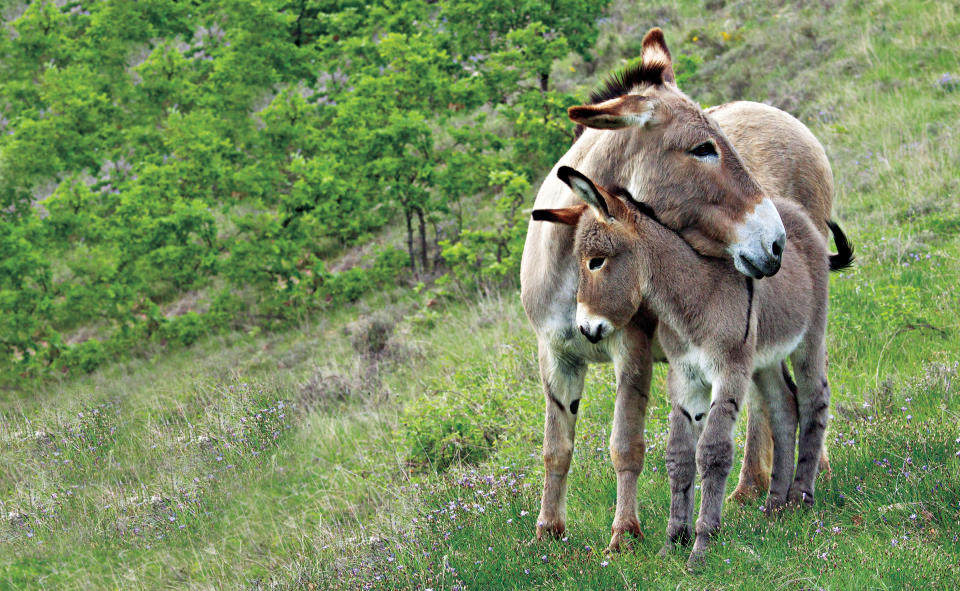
[3,0,960,589]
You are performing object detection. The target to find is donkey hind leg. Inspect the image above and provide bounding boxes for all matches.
[606,328,653,553]
[783,360,832,481]
[753,365,799,514]
[660,368,706,557]
[729,380,773,503]
[689,372,748,570]
[787,341,830,508]
[535,342,586,540]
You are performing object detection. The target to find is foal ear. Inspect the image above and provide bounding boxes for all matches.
[640,27,676,86]
[556,166,613,222]
[531,205,587,226]
[568,94,658,130]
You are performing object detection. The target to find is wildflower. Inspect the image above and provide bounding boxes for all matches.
[891,538,899,546]
[601,560,609,567]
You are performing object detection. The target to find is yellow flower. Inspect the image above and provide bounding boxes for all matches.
[692,36,699,42]
[569,66,576,72]
[721,31,731,41]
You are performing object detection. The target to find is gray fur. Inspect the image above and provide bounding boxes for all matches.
[543,169,841,569]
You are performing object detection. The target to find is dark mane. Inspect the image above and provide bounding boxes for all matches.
[589,61,668,105]
[609,186,661,226]
[573,61,670,140]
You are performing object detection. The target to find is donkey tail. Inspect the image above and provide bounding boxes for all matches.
[827,220,855,271]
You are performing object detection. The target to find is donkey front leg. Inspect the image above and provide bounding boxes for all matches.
[689,371,748,570]
[788,341,830,508]
[660,367,707,557]
[606,328,653,552]
[536,342,586,540]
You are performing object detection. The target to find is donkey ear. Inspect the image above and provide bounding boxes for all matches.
[556,166,613,222]
[641,27,676,85]
[568,94,658,130]
[531,205,587,226]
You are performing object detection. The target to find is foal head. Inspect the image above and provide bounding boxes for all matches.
[568,28,786,278]
[533,167,660,343]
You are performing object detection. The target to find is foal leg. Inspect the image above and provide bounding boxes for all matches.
[753,365,798,513]
[536,341,587,539]
[689,369,748,570]
[660,368,707,556]
[734,361,829,503]
[606,326,653,552]
[729,368,777,503]
[788,340,830,508]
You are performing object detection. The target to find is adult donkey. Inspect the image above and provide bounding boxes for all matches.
[520,28,834,552]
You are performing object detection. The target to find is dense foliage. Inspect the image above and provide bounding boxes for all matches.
[0,0,610,380]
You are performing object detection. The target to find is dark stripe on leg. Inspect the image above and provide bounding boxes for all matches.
[549,394,565,413]
[781,362,798,394]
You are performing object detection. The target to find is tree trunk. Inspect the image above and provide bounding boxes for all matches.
[416,207,429,273]
[404,208,416,274]
[539,72,549,93]
[431,219,445,270]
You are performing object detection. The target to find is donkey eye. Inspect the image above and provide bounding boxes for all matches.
[588,257,606,271]
[689,142,718,159]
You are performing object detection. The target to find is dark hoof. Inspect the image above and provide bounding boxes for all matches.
[787,487,815,508]
[686,548,707,572]
[764,493,788,515]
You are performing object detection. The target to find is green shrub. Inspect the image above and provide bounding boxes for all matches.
[400,339,540,472]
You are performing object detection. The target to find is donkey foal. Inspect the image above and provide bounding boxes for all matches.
[534,167,853,569]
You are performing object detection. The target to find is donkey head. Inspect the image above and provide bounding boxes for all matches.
[567,28,785,278]
[533,166,652,343]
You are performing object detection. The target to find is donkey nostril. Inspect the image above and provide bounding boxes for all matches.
[771,235,785,258]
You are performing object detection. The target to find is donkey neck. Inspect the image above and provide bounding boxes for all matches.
[628,214,740,334]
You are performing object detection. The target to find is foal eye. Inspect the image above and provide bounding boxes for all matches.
[689,142,718,159]
[588,257,606,271]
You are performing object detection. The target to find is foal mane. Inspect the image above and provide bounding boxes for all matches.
[609,185,667,233]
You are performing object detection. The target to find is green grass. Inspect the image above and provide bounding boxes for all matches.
[3,0,960,588]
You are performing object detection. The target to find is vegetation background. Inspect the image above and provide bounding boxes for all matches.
[1,0,958,589]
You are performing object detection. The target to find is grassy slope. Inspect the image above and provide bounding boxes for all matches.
[3,0,960,589]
